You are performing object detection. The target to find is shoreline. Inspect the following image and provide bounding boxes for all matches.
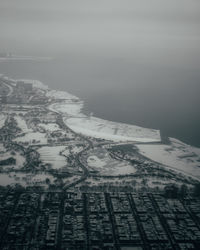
[1,74,200,180]
[36,78,162,143]
[1,75,161,143]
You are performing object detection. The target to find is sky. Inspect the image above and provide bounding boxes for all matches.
[0,0,200,63]
[0,0,200,146]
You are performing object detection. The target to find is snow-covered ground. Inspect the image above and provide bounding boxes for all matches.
[18,79,48,90]
[0,143,5,152]
[37,146,67,169]
[82,176,187,190]
[0,114,6,129]
[37,123,60,132]
[14,132,47,145]
[137,138,200,180]
[0,143,26,168]
[49,100,84,117]
[4,76,160,143]
[86,148,137,176]
[146,177,191,189]
[65,116,161,143]
[63,176,82,186]
[0,172,55,187]
[87,155,106,168]
[70,145,84,154]
[46,89,78,101]
[14,115,32,133]
[59,144,83,160]
[44,80,160,143]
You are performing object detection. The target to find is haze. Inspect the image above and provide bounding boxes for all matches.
[0,0,200,146]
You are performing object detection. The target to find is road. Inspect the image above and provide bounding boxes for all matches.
[0,77,13,96]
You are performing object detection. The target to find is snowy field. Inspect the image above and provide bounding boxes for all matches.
[37,146,67,169]
[0,143,25,169]
[65,116,161,143]
[0,172,55,187]
[48,100,84,117]
[63,176,82,187]
[86,148,137,176]
[11,78,160,143]
[70,144,84,154]
[146,177,192,189]
[0,114,6,129]
[46,85,160,143]
[14,132,47,145]
[46,89,78,100]
[37,123,60,132]
[61,143,84,157]
[14,115,32,133]
[137,138,200,180]
[18,79,48,90]
[82,176,189,191]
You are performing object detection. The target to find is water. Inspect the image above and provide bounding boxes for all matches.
[0,57,200,147]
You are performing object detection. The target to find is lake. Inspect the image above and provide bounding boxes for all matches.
[0,56,199,147]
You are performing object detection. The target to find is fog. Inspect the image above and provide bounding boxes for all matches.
[0,0,200,146]
[1,0,200,59]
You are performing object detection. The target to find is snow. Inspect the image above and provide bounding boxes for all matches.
[0,114,6,129]
[48,100,84,117]
[86,148,137,176]
[0,80,13,96]
[37,123,60,132]
[0,143,5,152]
[14,152,26,168]
[70,145,84,154]
[63,176,82,187]
[0,172,55,187]
[87,155,106,168]
[18,79,48,90]
[146,178,189,189]
[83,177,122,185]
[14,132,47,145]
[137,138,200,180]
[14,115,32,133]
[7,77,160,144]
[82,176,189,191]
[46,89,160,143]
[37,146,67,169]
[0,143,25,168]
[46,89,78,100]
[65,116,161,143]
[61,149,70,157]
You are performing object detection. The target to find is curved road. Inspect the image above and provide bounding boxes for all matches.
[0,78,13,96]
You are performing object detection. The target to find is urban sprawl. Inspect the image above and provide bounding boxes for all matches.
[0,75,200,249]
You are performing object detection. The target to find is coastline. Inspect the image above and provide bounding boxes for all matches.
[31,77,161,143]
[1,75,200,180]
[2,75,161,143]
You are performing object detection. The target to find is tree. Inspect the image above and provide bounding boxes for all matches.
[193,183,200,197]
[164,184,179,198]
[180,184,188,198]
[45,178,50,185]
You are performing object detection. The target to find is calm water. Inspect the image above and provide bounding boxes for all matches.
[0,57,200,147]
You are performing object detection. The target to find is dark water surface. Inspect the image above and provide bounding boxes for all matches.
[0,57,200,147]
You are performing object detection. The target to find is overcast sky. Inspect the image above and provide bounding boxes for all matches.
[0,0,200,67]
[0,0,200,146]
